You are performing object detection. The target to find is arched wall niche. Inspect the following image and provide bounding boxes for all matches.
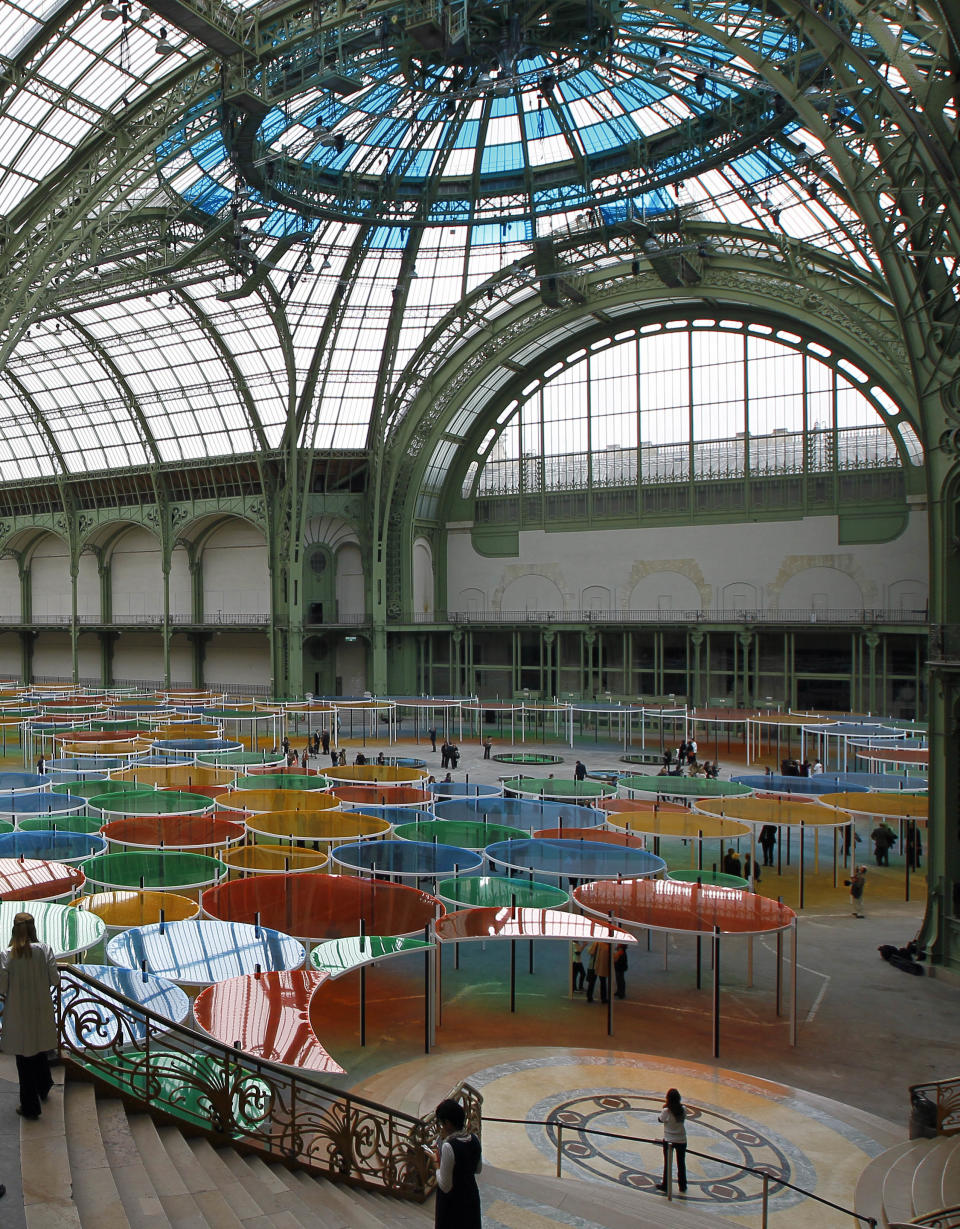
[336,543,365,621]
[30,533,71,621]
[199,518,269,621]
[110,525,164,622]
[412,538,434,617]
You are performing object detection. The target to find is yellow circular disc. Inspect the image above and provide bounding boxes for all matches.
[69,889,199,928]
[113,764,235,789]
[225,789,339,815]
[244,809,391,843]
[695,797,852,827]
[606,812,751,839]
[817,792,927,820]
[323,764,427,785]
[221,844,329,873]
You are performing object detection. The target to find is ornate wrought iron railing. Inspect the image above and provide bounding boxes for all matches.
[56,966,443,1201]
[909,1076,960,1136]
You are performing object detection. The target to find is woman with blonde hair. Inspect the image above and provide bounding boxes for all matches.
[0,912,60,1119]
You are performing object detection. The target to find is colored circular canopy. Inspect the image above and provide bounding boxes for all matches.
[70,890,200,929]
[0,858,85,900]
[80,850,227,891]
[194,970,342,1074]
[393,818,528,849]
[426,782,503,800]
[532,826,648,847]
[731,774,870,795]
[225,789,340,815]
[330,840,484,878]
[484,838,666,881]
[608,812,753,839]
[324,765,426,785]
[330,785,431,807]
[243,810,388,843]
[0,792,86,817]
[596,797,689,814]
[62,965,190,1047]
[113,765,235,789]
[99,815,246,850]
[221,845,330,874]
[502,777,616,800]
[0,772,51,792]
[201,872,441,941]
[694,797,852,828]
[106,919,306,986]
[434,797,602,830]
[196,751,287,767]
[816,792,928,820]
[19,815,103,834]
[853,745,928,766]
[52,779,142,800]
[234,773,330,791]
[436,876,569,910]
[619,775,753,798]
[668,870,750,890]
[0,899,104,956]
[574,878,796,936]
[810,772,927,792]
[0,830,107,864]
[90,790,214,817]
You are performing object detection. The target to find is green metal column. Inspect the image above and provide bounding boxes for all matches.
[690,628,704,707]
[865,631,879,714]
[70,560,79,685]
[161,559,171,689]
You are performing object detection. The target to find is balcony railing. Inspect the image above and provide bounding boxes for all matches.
[441,608,929,625]
[57,966,438,1200]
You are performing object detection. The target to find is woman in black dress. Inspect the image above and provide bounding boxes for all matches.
[434,1098,482,1229]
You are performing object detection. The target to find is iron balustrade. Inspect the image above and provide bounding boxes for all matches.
[443,607,927,625]
[479,1111,874,1228]
[56,966,438,1201]
[909,1076,960,1136]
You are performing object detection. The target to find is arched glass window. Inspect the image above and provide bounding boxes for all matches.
[473,325,911,499]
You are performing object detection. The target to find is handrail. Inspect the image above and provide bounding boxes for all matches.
[909,1075,960,1136]
[56,965,437,1201]
[480,1113,874,1227]
[888,1211,960,1229]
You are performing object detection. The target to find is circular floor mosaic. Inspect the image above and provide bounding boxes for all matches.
[538,1089,794,1205]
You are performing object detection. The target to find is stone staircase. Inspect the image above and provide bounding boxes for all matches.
[855,1134,960,1228]
[18,1067,727,1229]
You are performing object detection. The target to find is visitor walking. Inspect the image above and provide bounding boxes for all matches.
[847,864,867,917]
[574,760,586,782]
[585,941,610,1003]
[0,913,60,1119]
[613,943,628,999]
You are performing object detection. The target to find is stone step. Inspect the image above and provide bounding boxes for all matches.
[96,1098,173,1229]
[881,1140,930,1228]
[942,1136,960,1209]
[482,1162,725,1229]
[63,1081,131,1229]
[911,1135,956,1217]
[20,1066,80,1229]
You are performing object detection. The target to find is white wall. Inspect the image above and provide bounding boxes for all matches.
[0,558,20,619]
[202,521,268,619]
[77,553,99,619]
[111,527,163,619]
[170,545,191,619]
[335,638,366,695]
[0,636,20,681]
[447,513,929,616]
[32,632,72,678]
[336,543,365,620]
[204,633,270,688]
[169,636,194,687]
[30,537,70,619]
[77,635,101,682]
[112,633,163,682]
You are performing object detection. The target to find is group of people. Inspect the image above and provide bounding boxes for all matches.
[571,941,629,1002]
